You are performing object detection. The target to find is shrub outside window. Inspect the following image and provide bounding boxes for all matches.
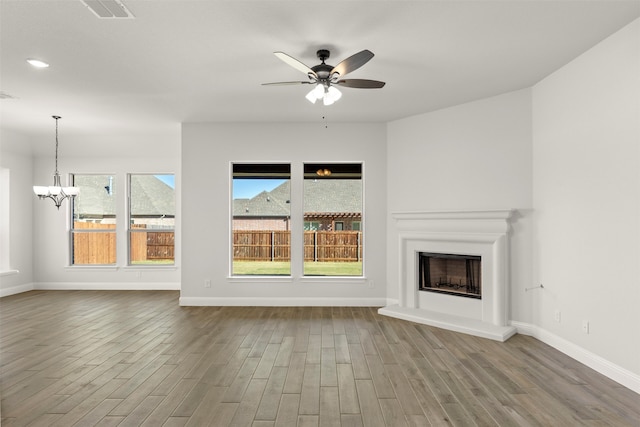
[71,174,116,265]
[128,174,175,265]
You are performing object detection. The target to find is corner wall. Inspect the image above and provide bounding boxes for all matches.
[0,130,34,296]
[386,89,534,321]
[532,18,640,380]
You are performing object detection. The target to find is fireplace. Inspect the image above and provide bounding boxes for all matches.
[379,210,517,342]
[418,252,481,299]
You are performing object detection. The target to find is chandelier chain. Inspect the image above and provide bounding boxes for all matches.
[53,115,60,174]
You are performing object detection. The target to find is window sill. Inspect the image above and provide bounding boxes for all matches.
[63,266,178,272]
[226,275,368,285]
[299,276,368,284]
[227,275,294,283]
[65,266,119,271]
[0,269,19,277]
[122,266,178,271]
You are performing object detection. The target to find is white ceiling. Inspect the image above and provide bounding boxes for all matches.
[1,0,639,155]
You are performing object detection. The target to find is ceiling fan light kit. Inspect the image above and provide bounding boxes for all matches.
[264,48,385,105]
[305,84,342,106]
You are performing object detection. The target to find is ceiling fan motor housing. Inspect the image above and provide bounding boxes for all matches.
[311,64,334,80]
[312,50,334,80]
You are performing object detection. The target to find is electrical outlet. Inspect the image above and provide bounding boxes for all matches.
[204,279,211,288]
[582,320,589,334]
[368,280,374,289]
[554,310,561,323]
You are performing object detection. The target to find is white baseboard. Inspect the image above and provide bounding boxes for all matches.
[179,296,387,307]
[385,298,399,306]
[0,282,35,297]
[35,282,181,291]
[511,321,640,395]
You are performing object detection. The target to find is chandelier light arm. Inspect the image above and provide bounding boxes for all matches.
[36,186,71,210]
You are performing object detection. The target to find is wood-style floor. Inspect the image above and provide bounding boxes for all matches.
[1,291,638,426]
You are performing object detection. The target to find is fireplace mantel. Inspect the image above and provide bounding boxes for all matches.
[380,209,517,341]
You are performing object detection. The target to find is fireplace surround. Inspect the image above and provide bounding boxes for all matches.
[379,210,517,341]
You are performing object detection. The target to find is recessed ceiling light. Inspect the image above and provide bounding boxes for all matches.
[27,58,50,68]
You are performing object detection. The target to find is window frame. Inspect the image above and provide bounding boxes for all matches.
[302,162,364,277]
[231,163,292,277]
[229,161,366,280]
[127,173,176,266]
[69,173,117,266]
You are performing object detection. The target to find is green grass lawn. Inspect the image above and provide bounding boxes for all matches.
[130,259,175,265]
[232,261,363,276]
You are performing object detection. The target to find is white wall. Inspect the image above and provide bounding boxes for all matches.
[386,89,534,320]
[181,122,387,305]
[30,145,181,289]
[0,130,35,296]
[532,18,640,377]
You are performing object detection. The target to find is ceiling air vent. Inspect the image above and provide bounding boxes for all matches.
[81,0,134,19]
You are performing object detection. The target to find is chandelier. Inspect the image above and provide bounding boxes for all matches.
[33,116,79,209]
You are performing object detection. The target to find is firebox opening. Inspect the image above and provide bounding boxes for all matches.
[418,252,481,299]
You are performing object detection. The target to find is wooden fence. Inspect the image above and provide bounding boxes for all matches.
[233,230,362,262]
[73,222,174,264]
[73,226,358,264]
[72,222,117,264]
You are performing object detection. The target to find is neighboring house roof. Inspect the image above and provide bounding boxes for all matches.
[303,179,362,214]
[130,175,175,217]
[233,180,361,217]
[74,175,174,217]
[233,190,290,217]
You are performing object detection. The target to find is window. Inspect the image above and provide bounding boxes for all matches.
[230,162,364,278]
[0,168,9,272]
[128,174,175,265]
[303,163,363,276]
[304,221,320,231]
[71,174,116,265]
[232,164,291,275]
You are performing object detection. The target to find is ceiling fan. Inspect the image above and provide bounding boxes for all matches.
[262,49,385,105]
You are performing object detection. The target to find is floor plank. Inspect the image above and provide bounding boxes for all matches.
[1,290,639,426]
